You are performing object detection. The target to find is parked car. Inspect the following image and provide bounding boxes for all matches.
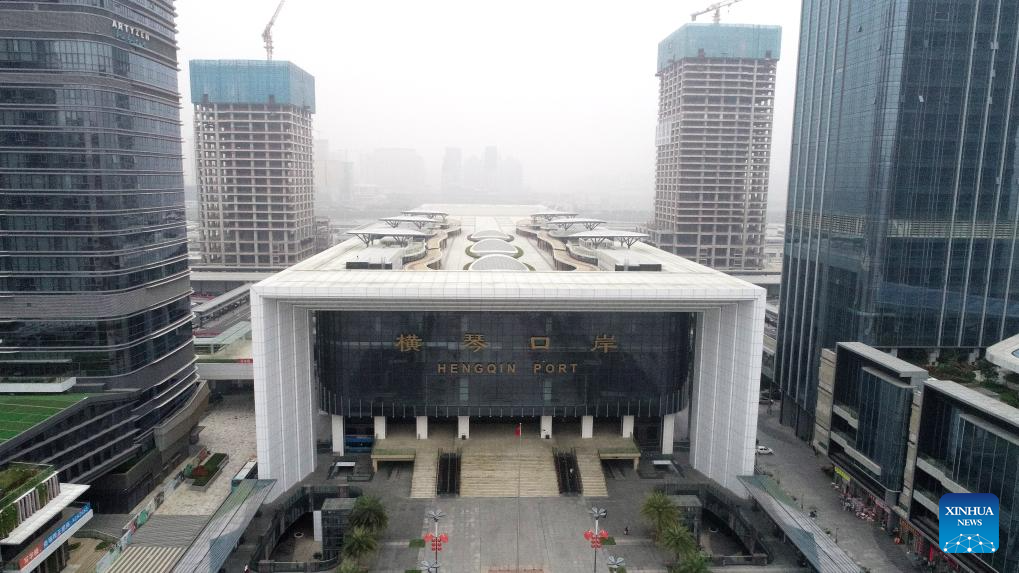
[756,445,774,455]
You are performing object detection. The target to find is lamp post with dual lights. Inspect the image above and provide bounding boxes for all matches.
[584,506,609,573]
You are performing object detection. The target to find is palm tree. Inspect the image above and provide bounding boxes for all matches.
[659,522,697,560]
[349,495,389,534]
[640,491,679,539]
[342,526,378,563]
[670,551,710,573]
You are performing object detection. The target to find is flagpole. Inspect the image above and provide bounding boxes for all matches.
[516,421,521,572]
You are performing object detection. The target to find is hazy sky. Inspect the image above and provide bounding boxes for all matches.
[176,0,801,211]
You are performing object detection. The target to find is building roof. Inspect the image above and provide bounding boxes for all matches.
[0,395,91,444]
[924,378,1019,432]
[1,483,88,545]
[256,205,765,296]
[985,331,1019,374]
[189,59,316,112]
[192,284,251,315]
[836,342,929,378]
[469,230,514,242]
[402,209,449,218]
[658,23,782,72]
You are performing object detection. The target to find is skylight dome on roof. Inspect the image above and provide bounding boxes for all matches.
[468,238,518,256]
[468,254,529,271]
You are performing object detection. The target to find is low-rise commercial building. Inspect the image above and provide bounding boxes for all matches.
[814,342,1019,573]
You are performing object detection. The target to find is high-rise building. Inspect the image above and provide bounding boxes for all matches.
[777,1,1019,439]
[191,60,316,270]
[0,0,205,512]
[646,23,781,271]
[441,147,462,194]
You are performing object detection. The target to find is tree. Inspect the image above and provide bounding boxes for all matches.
[641,491,679,539]
[342,526,378,563]
[349,495,388,534]
[659,522,697,560]
[670,551,710,573]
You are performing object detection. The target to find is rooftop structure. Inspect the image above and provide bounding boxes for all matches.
[0,395,91,444]
[251,204,765,501]
[189,60,316,112]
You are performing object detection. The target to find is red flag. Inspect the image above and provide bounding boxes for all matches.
[514,423,521,437]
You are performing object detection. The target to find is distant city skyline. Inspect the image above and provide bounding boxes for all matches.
[174,0,801,208]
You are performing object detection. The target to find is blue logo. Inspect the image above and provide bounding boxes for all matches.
[939,493,998,554]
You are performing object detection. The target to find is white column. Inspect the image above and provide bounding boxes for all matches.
[581,415,594,438]
[661,413,676,455]
[373,416,387,440]
[457,415,470,440]
[331,415,344,455]
[621,415,634,438]
[416,416,428,440]
[540,415,553,439]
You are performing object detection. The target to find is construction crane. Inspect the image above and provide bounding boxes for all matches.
[691,0,744,23]
[262,0,286,60]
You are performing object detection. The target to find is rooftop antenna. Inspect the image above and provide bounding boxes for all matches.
[263,0,286,60]
[691,0,744,23]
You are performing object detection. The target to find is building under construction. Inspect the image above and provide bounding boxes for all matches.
[646,23,781,271]
[191,60,316,270]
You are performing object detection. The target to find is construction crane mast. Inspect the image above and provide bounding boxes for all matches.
[691,0,744,23]
[263,0,286,60]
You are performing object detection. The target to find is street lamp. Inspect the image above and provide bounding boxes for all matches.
[607,555,626,572]
[424,510,448,566]
[584,507,609,573]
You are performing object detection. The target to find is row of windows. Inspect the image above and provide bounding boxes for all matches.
[6,324,193,377]
[3,209,183,232]
[0,40,176,91]
[0,173,182,191]
[0,87,179,121]
[59,0,176,37]
[3,242,187,273]
[0,110,180,137]
[0,152,182,171]
[0,131,183,154]
[1,227,185,253]
[0,297,191,348]
[1,259,188,293]
[0,190,183,212]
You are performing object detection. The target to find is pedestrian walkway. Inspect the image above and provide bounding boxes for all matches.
[756,404,918,573]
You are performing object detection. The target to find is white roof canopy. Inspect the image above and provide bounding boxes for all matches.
[347,227,432,246]
[547,217,607,231]
[569,229,649,248]
[378,215,436,229]
[401,209,448,220]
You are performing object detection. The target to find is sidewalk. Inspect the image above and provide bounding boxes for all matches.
[755,404,918,573]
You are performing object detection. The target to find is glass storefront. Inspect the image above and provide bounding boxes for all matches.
[315,310,695,417]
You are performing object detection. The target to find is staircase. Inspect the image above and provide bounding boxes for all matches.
[410,449,438,499]
[460,451,559,497]
[575,450,608,497]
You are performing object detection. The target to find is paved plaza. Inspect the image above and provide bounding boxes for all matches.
[156,393,258,515]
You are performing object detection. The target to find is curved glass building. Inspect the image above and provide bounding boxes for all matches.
[0,0,204,511]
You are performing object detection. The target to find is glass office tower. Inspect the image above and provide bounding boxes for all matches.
[0,0,200,506]
[778,1,1019,438]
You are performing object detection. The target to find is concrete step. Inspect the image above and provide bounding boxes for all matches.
[575,451,608,497]
[129,514,209,547]
[460,453,558,498]
[410,450,438,499]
